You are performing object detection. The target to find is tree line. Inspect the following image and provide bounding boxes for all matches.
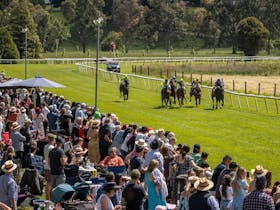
[0,0,279,59]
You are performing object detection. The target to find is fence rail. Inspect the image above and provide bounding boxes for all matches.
[1,55,280,64]
[76,62,280,114]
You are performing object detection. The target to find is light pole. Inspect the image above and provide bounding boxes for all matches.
[22,26,28,79]
[93,16,103,110]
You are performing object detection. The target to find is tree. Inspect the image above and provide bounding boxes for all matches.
[70,0,105,54]
[0,27,20,59]
[110,0,143,53]
[8,0,42,58]
[237,17,270,56]
[61,0,77,22]
[101,31,123,51]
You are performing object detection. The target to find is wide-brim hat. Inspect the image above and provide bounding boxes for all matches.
[91,119,100,128]
[1,160,17,173]
[135,139,148,148]
[251,165,268,176]
[194,177,214,191]
[73,145,85,155]
[20,107,26,113]
[9,106,17,112]
[11,122,21,130]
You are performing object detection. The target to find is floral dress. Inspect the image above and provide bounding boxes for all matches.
[87,127,100,164]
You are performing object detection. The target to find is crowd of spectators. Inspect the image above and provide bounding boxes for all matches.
[0,82,279,210]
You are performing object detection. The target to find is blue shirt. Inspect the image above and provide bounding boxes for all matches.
[144,149,164,173]
[0,173,18,207]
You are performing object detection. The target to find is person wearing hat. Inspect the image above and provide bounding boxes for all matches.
[122,169,148,210]
[96,182,122,210]
[0,160,18,209]
[10,122,26,166]
[189,177,219,210]
[6,106,19,132]
[87,119,101,164]
[48,136,67,188]
[17,107,28,127]
[248,165,270,193]
[144,138,164,173]
[243,175,275,210]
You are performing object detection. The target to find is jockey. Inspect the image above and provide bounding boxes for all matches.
[215,78,224,89]
[121,75,129,85]
[177,78,185,88]
[162,78,169,89]
[191,79,200,89]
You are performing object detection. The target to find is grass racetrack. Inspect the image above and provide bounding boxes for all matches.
[1,63,279,181]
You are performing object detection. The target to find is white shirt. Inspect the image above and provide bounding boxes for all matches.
[96,193,114,210]
[43,143,54,170]
[219,185,233,201]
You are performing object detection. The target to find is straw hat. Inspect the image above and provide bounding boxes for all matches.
[194,177,214,191]
[20,107,26,113]
[9,106,17,112]
[251,165,268,176]
[73,145,85,155]
[1,160,17,173]
[135,139,148,148]
[11,122,21,130]
[91,119,100,128]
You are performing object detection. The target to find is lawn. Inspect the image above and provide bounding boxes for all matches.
[1,63,279,182]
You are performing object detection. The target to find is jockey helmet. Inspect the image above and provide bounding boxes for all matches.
[172,76,176,79]
[217,78,221,82]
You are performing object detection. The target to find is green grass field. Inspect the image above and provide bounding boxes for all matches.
[1,63,279,182]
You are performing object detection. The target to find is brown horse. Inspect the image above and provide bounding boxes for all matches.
[177,86,186,106]
[161,87,171,107]
[170,81,177,104]
[120,80,129,101]
[190,86,201,106]
[212,86,224,109]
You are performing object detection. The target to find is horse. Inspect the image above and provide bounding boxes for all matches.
[212,86,224,109]
[170,82,177,104]
[161,87,171,107]
[177,86,186,106]
[190,86,201,106]
[120,80,129,101]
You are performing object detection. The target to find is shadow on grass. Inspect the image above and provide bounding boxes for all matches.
[204,108,215,111]
[112,100,123,103]
[183,105,196,108]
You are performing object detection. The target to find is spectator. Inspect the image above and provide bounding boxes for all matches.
[99,118,113,161]
[47,105,59,132]
[59,108,71,136]
[43,133,56,200]
[26,144,44,175]
[197,151,209,167]
[41,102,50,135]
[0,160,18,210]
[219,174,233,210]
[6,107,19,132]
[189,177,219,210]
[10,122,26,166]
[122,169,148,210]
[99,147,124,167]
[190,144,201,165]
[48,136,67,188]
[212,155,232,190]
[130,144,146,182]
[17,107,28,127]
[33,107,45,139]
[231,167,249,210]
[87,119,101,164]
[243,175,275,210]
[144,138,164,173]
[96,182,122,210]
[20,118,33,168]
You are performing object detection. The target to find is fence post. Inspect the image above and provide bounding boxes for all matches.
[190,73,192,83]
[200,74,203,85]
[258,83,261,95]
[175,71,177,77]
[245,81,247,94]
[210,77,212,86]
[132,65,134,73]
[140,65,143,74]
[275,99,279,114]
[274,83,277,96]
[147,66,150,76]
[160,69,162,78]
[166,69,169,78]
[233,80,235,91]
[182,71,184,80]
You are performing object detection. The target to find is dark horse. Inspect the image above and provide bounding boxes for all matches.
[190,86,201,106]
[170,81,177,104]
[177,86,186,106]
[212,86,224,109]
[161,87,171,107]
[120,80,129,101]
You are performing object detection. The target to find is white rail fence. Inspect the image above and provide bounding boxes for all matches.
[1,56,280,64]
[76,63,280,114]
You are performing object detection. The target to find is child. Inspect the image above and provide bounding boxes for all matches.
[151,159,168,201]
[219,174,233,210]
